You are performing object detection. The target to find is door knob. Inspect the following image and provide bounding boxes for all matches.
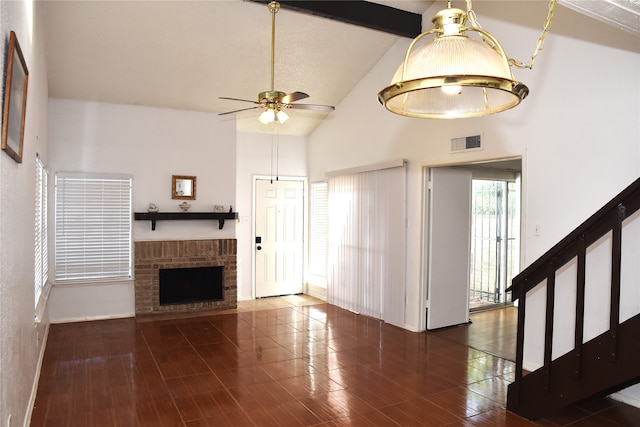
[256,245,262,251]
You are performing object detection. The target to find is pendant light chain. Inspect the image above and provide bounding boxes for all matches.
[465,0,556,69]
[509,0,556,69]
[275,126,279,181]
[270,126,280,184]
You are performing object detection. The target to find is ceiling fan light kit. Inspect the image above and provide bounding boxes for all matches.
[219,1,335,124]
[378,0,556,119]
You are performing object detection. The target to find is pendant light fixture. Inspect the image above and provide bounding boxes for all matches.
[378,0,556,119]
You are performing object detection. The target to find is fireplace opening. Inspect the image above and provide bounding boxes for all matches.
[159,266,224,306]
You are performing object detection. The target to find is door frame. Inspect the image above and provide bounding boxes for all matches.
[251,175,308,299]
[418,154,528,331]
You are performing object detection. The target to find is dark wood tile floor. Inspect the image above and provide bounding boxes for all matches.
[432,306,519,362]
[31,296,640,426]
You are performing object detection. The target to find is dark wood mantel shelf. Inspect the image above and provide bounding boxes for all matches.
[134,212,239,231]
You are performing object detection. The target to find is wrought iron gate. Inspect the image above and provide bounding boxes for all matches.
[469,179,519,310]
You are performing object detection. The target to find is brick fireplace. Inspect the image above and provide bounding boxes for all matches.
[134,239,237,315]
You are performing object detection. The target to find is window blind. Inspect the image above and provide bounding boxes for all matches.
[34,156,48,305]
[309,181,328,280]
[55,173,132,282]
[327,161,407,327]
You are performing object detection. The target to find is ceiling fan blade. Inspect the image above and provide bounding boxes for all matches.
[286,103,335,112]
[219,96,260,105]
[280,91,309,104]
[218,106,261,116]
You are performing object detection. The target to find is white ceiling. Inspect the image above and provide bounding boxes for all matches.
[39,0,640,137]
[40,0,433,136]
[560,0,640,37]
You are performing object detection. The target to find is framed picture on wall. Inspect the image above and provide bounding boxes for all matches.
[2,31,29,163]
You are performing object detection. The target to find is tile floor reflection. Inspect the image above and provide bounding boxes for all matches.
[31,295,640,426]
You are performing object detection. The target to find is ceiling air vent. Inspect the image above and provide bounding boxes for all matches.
[451,134,482,152]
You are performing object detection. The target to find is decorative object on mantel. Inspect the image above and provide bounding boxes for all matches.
[134,210,239,231]
[214,204,226,213]
[1,31,29,164]
[147,203,159,213]
[179,202,191,212]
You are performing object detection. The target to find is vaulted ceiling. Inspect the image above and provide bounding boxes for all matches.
[39,0,640,136]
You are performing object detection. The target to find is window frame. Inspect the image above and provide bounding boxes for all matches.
[34,155,49,320]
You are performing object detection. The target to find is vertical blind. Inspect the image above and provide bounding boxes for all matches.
[34,156,48,305]
[327,161,407,327]
[309,181,328,280]
[55,173,132,282]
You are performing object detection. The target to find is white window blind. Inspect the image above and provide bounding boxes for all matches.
[309,181,328,280]
[55,173,132,282]
[34,156,48,306]
[327,161,407,327]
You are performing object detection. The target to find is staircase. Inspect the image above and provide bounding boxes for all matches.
[506,178,640,420]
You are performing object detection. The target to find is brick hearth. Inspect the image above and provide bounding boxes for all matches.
[134,239,237,315]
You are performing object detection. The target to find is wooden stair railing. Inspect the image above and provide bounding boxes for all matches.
[506,177,640,420]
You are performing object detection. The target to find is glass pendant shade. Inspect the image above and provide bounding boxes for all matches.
[378,5,529,119]
[276,109,289,123]
[259,108,276,124]
[258,107,289,124]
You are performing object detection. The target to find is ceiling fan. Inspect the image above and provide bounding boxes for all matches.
[219,1,335,124]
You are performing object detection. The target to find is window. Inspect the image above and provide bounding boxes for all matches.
[34,155,48,308]
[55,173,132,283]
[309,181,328,282]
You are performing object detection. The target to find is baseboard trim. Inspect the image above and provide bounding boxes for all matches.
[50,312,135,324]
[24,322,50,427]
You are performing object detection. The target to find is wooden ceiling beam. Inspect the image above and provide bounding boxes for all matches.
[247,0,423,39]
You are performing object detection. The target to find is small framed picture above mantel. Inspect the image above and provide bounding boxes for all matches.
[1,31,29,163]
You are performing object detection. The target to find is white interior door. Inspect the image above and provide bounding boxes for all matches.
[426,167,472,329]
[255,179,304,298]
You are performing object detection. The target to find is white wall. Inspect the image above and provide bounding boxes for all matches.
[47,99,236,322]
[0,1,51,424]
[235,131,307,300]
[309,0,640,342]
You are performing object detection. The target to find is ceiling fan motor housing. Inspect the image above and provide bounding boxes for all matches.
[259,91,287,103]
